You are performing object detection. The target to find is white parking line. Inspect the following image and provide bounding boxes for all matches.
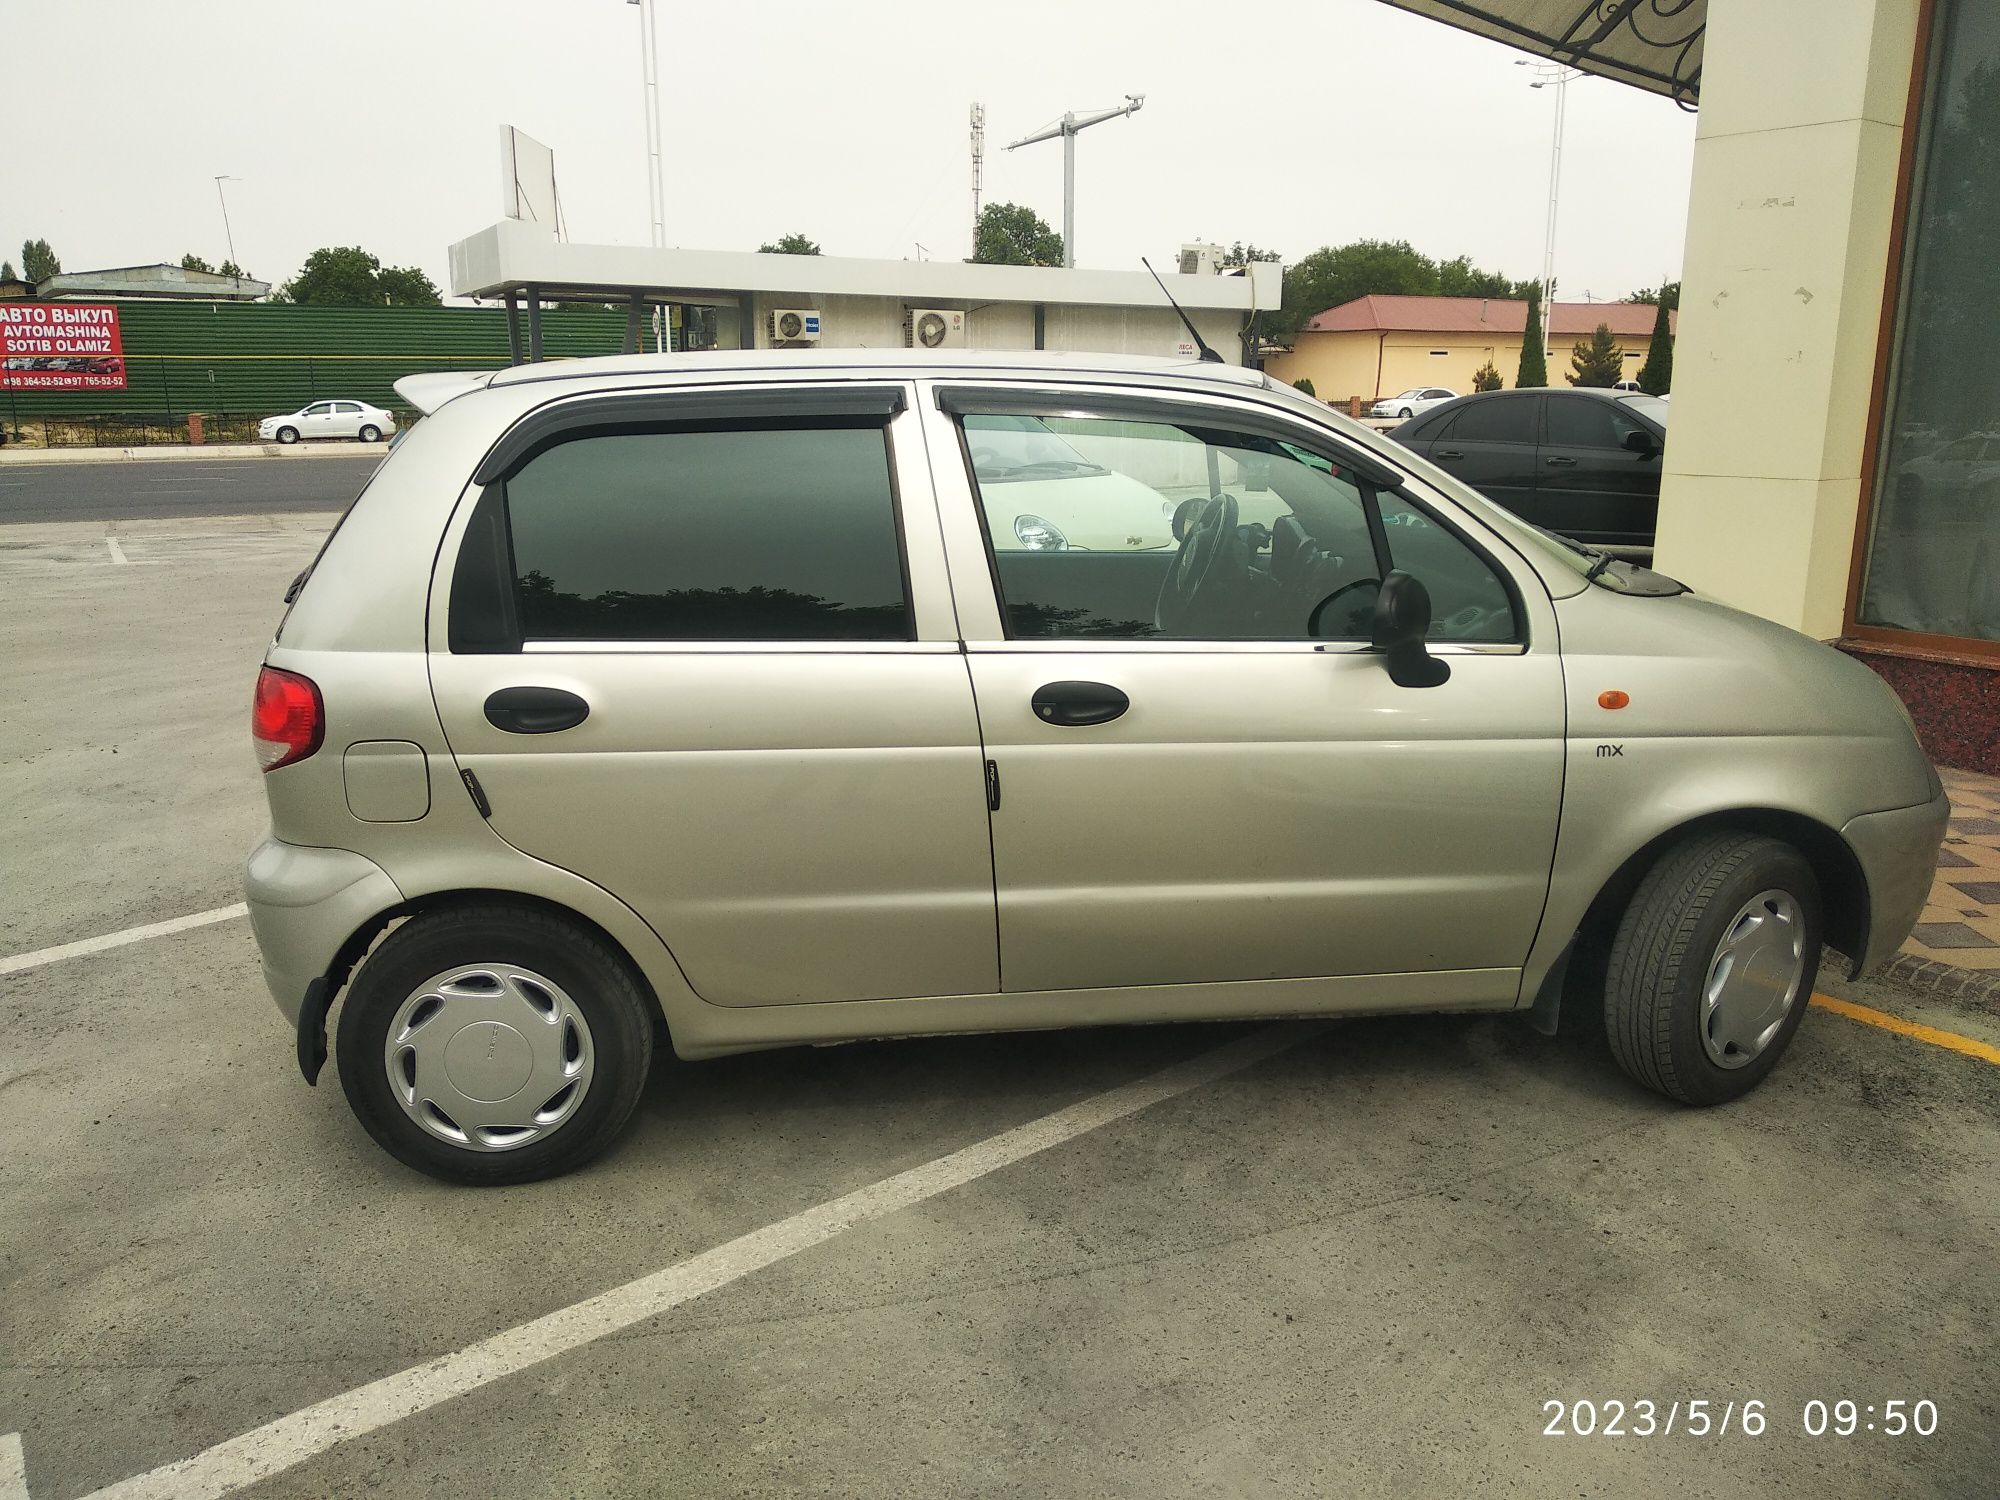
[69,1022,1318,1500]
[103,537,128,565]
[0,904,247,976]
[0,1432,23,1500]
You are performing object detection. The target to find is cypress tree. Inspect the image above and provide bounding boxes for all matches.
[1636,296,1674,394]
[1568,323,1626,387]
[1517,284,1548,388]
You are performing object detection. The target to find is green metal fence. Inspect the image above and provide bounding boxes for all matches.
[1,301,632,438]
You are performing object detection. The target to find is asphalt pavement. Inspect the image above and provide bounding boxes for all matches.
[0,453,380,524]
[1,512,1995,1500]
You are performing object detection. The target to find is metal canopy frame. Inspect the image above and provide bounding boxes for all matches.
[1377,0,1703,108]
[497,284,744,363]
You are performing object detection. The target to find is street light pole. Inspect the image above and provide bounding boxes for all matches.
[213,175,242,291]
[627,0,665,247]
[1007,94,1144,268]
[1520,61,1580,363]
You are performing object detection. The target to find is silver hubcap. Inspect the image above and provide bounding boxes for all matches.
[383,963,594,1151]
[1700,889,1806,1069]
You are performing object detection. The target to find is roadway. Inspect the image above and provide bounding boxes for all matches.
[0,454,380,524]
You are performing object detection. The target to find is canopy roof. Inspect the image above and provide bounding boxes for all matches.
[1376,0,1703,106]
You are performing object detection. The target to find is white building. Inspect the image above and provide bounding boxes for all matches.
[446,219,1281,366]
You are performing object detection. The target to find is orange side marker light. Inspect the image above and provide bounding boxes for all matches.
[1598,690,1630,710]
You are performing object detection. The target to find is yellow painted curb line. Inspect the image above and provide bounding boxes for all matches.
[1811,992,2000,1066]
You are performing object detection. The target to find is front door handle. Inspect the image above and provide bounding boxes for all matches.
[1031,680,1129,727]
[1545,455,1578,467]
[1434,448,1464,461]
[484,686,590,734]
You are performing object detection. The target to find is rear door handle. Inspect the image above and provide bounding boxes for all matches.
[484,686,589,734]
[1031,680,1129,727]
[1434,449,1464,461]
[1545,455,1578,467]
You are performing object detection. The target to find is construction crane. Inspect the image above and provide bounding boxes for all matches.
[1007,94,1144,268]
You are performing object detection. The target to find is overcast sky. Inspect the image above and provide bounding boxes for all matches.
[7,0,1696,304]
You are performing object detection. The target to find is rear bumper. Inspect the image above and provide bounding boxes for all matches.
[1841,788,1951,974]
[242,837,403,1026]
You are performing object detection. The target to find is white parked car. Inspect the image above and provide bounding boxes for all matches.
[259,400,397,444]
[1369,387,1457,420]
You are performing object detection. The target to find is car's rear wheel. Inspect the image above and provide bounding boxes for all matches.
[336,903,654,1184]
[359,424,381,442]
[275,426,299,444]
[1603,831,1822,1105]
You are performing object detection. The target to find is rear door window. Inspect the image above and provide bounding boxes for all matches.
[500,424,913,641]
[1447,396,1539,444]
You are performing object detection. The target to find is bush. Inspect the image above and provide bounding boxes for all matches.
[1472,361,1503,392]
[1292,376,1316,397]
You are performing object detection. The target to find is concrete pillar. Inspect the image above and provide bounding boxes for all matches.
[1653,0,1920,639]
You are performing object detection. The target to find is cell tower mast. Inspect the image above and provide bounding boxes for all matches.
[970,102,986,257]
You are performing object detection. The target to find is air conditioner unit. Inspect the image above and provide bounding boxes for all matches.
[905,308,967,350]
[1178,242,1225,276]
[767,308,821,344]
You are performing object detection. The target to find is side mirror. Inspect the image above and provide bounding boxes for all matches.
[1623,428,1659,456]
[1371,571,1451,688]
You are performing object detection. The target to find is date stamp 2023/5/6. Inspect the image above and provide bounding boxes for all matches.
[1542,1398,1940,1438]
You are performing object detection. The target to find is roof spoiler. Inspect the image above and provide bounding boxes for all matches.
[394,370,497,416]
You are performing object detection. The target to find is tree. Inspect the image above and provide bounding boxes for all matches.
[1222,242,1282,267]
[1437,255,1523,299]
[219,260,248,281]
[1626,280,1681,310]
[973,202,1063,267]
[1292,376,1316,397]
[0,261,15,283]
[21,238,60,282]
[180,253,215,274]
[376,264,442,306]
[757,233,822,256]
[1517,284,1548,388]
[1567,322,1626,386]
[280,246,384,305]
[279,247,438,306]
[1635,297,1674,394]
[1472,360,1504,392]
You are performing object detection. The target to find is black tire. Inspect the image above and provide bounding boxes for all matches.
[1603,832,1822,1106]
[358,424,381,443]
[336,903,655,1185]
[1398,406,1414,419]
[276,426,300,444]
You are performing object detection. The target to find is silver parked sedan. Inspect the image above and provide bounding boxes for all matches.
[244,351,1948,1184]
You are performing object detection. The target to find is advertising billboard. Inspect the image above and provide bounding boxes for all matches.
[0,302,128,390]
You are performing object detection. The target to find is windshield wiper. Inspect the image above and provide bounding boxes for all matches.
[1583,550,1618,583]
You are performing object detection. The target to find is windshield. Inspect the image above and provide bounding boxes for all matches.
[961,414,1108,481]
[1391,389,1425,400]
[1616,394,1670,425]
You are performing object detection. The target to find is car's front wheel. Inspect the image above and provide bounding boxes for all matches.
[1603,831,1822,1105]
[359,424,381,443]
[1398,406,1414,419]
[275,426,300,444]
[335,903,655,1184]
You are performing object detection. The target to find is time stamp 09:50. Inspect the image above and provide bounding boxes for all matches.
[1542,1398,1940,1438]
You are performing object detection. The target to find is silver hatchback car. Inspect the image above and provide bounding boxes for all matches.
[245,351,1948,1184]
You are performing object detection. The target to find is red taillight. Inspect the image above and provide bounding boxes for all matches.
[252,666,323,772]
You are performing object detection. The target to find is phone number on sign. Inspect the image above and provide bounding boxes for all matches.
[1542,1398,1940,1437]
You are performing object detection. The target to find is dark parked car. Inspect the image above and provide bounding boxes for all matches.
[1391,388,1668,547]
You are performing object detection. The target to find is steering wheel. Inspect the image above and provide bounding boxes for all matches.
[1156,493,1243,635]
[967,445,1003,471]
[1432,602,1502,640]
